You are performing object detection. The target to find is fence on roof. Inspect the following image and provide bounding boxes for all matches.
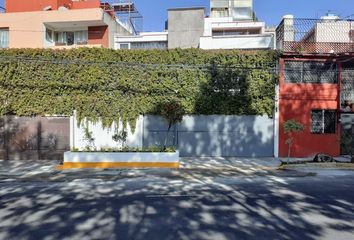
[276,17,354,54]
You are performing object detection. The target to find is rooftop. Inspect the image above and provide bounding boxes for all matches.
[276,16,354,54]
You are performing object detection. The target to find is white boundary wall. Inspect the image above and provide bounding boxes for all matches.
[70,113,275,157]
[70,113,143,151]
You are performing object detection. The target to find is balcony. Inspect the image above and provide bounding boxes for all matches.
[276,17,354,54]
[200,34,274,50]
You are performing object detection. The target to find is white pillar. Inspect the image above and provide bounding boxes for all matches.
[274,85,280,158]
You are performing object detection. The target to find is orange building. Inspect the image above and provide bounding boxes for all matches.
[278,54,341,157]
[276,16,354,158]
[0,0,131,49]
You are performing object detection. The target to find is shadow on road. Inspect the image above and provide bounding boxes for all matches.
[0,170,354,240]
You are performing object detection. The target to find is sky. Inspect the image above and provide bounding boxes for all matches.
[1,0,353,31]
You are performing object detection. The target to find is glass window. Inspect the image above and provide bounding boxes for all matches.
[74,31,88,45]
[311,110,336,134]
[55,32,67,45]
[46,28,53,43]
[210,0,229,8]
[0,28,9,48]
[232,7,253,20]
[211,8,229,18]
[212,28,260,36]
[66,32,74,45]
[119,43,130,49]
[130,42,167,50]
[284,61,337,84]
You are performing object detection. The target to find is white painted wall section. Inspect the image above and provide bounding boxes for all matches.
[71,113,143,151]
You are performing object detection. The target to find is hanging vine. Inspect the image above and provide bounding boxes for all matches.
[0,48,279,128]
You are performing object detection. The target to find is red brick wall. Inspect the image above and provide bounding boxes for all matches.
[88,26,109,47]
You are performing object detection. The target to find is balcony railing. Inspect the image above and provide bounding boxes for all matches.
[276,17,354,54]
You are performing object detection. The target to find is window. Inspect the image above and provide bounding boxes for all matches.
[210,0,229,8]
[0,28,9,48]
[55,32,67,45]
[212,28,261,36]
[46,28,53,43]
[54,30,87,46]
[119,43,130,49]
[284,61,337,84]
[311,110,336,134]
[211,8,229,18]
[232,7,253,20]
[130,42,167,50]
[74,31,88,45]
[66,32,74,45]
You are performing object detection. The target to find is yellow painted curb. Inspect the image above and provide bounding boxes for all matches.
[57,162,180,170]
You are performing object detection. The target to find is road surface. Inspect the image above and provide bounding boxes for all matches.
[0,169,354,240]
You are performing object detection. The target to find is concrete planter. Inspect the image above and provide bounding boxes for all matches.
[58,151,180,169]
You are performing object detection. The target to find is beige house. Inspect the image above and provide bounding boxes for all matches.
[0,0,131,49]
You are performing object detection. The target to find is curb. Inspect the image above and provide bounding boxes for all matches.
[279,162,354,170]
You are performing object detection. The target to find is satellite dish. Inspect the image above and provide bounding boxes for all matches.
[58,6,69,11]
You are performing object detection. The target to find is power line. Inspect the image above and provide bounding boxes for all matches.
[0,55,353,73]
[0,55,277,71]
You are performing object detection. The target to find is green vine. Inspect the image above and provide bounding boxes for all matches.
[0,48,279,128]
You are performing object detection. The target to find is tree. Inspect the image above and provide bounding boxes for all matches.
[160,100,185,149]
[283,119,304,162]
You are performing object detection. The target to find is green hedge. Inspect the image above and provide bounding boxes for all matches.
[0,48,279,127]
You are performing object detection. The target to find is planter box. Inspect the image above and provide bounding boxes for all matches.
[58,151,180,169]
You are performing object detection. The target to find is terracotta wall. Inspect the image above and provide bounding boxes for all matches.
[71,0,101,9]
[5,0,100,12]
[278,57,340,158]
[88,26,108,47]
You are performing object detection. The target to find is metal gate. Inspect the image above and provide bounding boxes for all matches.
[340,114,354,160]
[0,116,70,160]
[142,115,274,157]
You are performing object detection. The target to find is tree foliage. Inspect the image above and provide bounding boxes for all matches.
[283,119,305,134]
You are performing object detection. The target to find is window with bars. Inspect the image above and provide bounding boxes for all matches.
[311,110,336,134]
[284,61,337,84]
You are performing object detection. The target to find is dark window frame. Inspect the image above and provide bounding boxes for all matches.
[311,109,337,134]
[284,60,338,84]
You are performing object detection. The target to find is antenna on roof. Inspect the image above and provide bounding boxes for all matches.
[105,0,143,35]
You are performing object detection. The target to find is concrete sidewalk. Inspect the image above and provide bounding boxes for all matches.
[180,157,280,170]
[0,157,281,175]
[0,160,61,176]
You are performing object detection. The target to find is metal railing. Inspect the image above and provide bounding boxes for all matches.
[276,17,354,54]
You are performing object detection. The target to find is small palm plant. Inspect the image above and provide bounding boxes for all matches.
[283,119,304,163]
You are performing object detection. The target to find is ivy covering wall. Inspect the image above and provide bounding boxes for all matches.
[0,48,278,127]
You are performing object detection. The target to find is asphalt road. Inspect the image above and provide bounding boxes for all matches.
[0,170,354,240]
